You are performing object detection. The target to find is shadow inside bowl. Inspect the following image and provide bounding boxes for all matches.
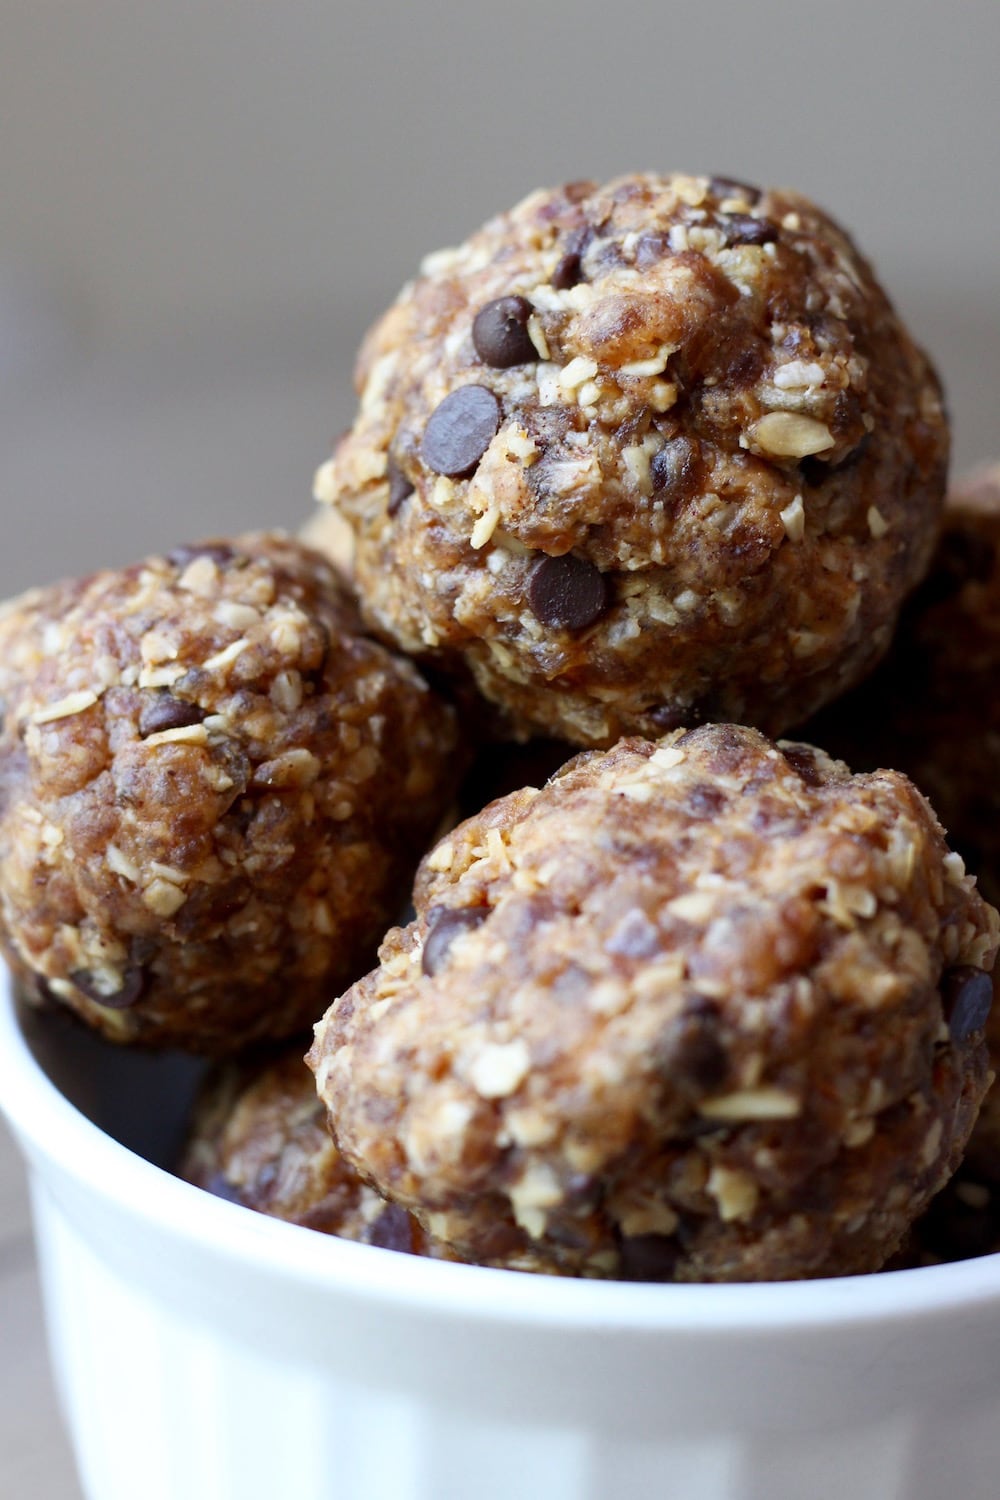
[14,995,207,1172]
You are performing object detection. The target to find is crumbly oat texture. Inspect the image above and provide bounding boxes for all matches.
[804,465,1000,1181]
[309,724,997,1282]
[318,173,948,747]
[181,1047,452,1255]
[0,533,459,1052]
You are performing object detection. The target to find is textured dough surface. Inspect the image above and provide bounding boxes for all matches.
[309,724,997,1282]
[0,533,460,1051]
[319,172,948,746]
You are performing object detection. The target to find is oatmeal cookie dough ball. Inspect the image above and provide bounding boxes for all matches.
[318,173,948,747]
[309,725,997,1282]
[803,465,1000,1180]
[181,1048,450,1255]
[0,534,460,1052]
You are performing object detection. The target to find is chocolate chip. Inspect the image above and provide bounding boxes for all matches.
[722,214,777,247]
[647,706,687,734]
[526,554,609,632]
[709,176,762,205]
[942,966,993,1042]
[550,225,592,291]
[617,1233,680,1282]
[204,1173,245,1205]
[634,232,672,271]
[139,694,205,738]
[167,542,237,570]
[673,999,728,1091]
[781,744,825,787]
[472,296,539,369]
[69,965,146,1010]
[551,252,583,291]
[421,905,489,977]
[387,457,414,516]
[421,386,502,477]
[367,1203,416,1253]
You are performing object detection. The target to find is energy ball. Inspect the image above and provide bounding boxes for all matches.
[309,725,997,1283]
[803,465,1000,1180]
[317,172,948,747]
[181,1048,449,1255]
[0,533,460,1052]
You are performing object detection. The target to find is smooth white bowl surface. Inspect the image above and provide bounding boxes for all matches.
[2,967,1000,1500]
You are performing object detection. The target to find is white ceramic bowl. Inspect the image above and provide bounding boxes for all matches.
[3,968,1000,1500]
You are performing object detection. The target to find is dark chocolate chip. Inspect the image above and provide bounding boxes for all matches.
[709,176,762,205]
[421,905,489,977]
[634,232,672,271]
[138,694,205,738]
[386,457,414,516]
[670,999,728,1091]
[722,214,777,247]
[204,1172,245,1205]
[617,1233,680,1282]
[551,252,583,291]
[367,1202,416,1254]
[526,554,609,632]
[647,699,710,734]
[167,542,237,570]
[472,296,539,369]
[550,225,592,291]
[421,385,502,477]
[781,744,825,787]
[942,966,993,1042]
[69,965,146,1010]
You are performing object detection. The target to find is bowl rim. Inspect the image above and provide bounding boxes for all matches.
[3,969,1000,1337]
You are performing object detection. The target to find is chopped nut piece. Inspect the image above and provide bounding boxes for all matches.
[751,412,835,459]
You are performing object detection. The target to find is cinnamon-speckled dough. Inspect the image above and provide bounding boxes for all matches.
[309,725,997,1282]
[0,533,460,1052]
[803,465,1000,1182]
[181,1048,452,1255]
[317,173,948,747]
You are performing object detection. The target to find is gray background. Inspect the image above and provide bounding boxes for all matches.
[1,0,999,600]
[0,3,998,1494]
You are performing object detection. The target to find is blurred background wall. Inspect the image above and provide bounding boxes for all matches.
[1,0,998,596]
